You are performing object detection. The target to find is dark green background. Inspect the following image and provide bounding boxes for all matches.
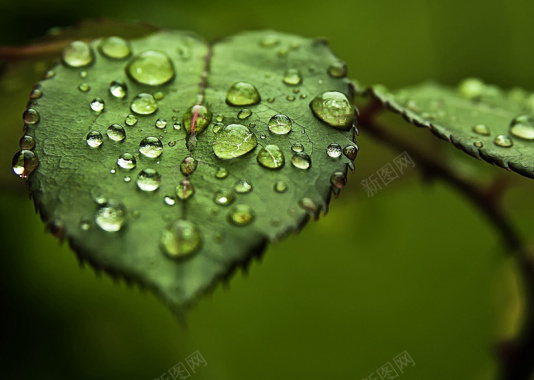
[1,0,534,379]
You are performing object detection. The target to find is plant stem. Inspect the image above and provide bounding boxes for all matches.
[358,100,534,380]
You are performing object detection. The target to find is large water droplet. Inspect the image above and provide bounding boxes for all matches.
[510,115,534,140]
[268,114,292,135]
[343,145,358,160]
[310,91,354,130]
[326,143,342,158]
[282,69,302,85]
[214,189,235,205]
[95,199,126,232]
[226,82,261,106]
[90,98,105,112]
[139,137,163,158]
[99,36,131,59]
[130,93,158,115]
[12,150,38,178]
[109,80,127,98]
[472,124,490,136]
[117,153,136,169]
[160,220,201,259]
[106,124,126,142]
[228,204,254,226]
[19,135,35,150]
[176,179,194,200]
[126,50,175,86]
[327,61,347,78]
[136,168,161,191]
[180,157,198,175]
[234,179,253,193]
[291,152,311,170]
[213,124,258,159]
[86,131,103,147]
[23,108,40,125]
[494,135,513,147]
[183,104,212,135]
[62,41,94,68]
[257,144,285,169]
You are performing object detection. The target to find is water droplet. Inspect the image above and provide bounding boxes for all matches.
[213,122,224,133]
[494,135,513,147]
[299,197,318,213]
[260,134,267,140]
[326,143,342,158]
[44,70,55,79]
[226,82,261,106]
[291,152,311,170]
[330,172,346,189]
[139,137,163,158]
[109,80,127,98]
[267,97,275,103]
[160,220,201,258]
[214,189,235,205]
[268,114,292,135]
[86,131,103,147]
[310,91,354,130]
[216,114,224,122]
[125,114,138,126]
[164,196,176,206]
[343,145,358,160]
[23,108,39,125]
[274,180,287,193]
[126,50,175,86]
[249,123,256,128]
[286,95,296,101]
[99,36,131,59]
[78,83,90,92]
[293,88,300,94]
[213,124,258,159]
[90,98,105,112]
[130,93,158,115]
[234,179,253,193]
[110,169,116,174]
[168,141,176,147]
[117,153,136,169]
[19,135,35,149]
[510,115,534,140]
[300,94,308,99]
[474,141,484,148]
[458,78,485,99]
[155,118,167,129]
[124,176,131,182]
[62,41,94,67]
[257,144,285,169]
[173,122,181,130]
[237,108,252,120]
[136,168,161,191]
[95,199,126,232]
[154,91,164,100]
[30,88,42,99]
[228,204,254,226]
[180,156,198,175]
[282,69,302,85]
[472,124,490,136]
[327,61,347,78]
[80,71,88,78]
[95,195,107,205]
[291,143,304,153]
[183,104,212,135]
[106,124,126,142]
[12,150,38,178]
[176,179,194,200]
[215,167,228,179]
[80,218,91,231]
[260,35,279,47]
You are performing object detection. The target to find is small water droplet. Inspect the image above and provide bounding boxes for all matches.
[78,83,90,92]
[125,114,138,126]
[180,156,198,175]
[126,50,175,86]
[90,98,105,112]
[226,82,261,106]
[100,36,131,59]
[260,134,266,140]
[257,144,285,169]
[214,189,235,205]
[326,143,342,158]
[117,153,136,169]
[291,152,311,170]
[300,94,308,99]
[183,104,212,135]
[19,135,35,150]
[95,195,107,205]
[268,114,292,135]
[86,131,103,147]
[267,97,275,103]
[44,70,55,79]
[291,143,304,153]
[176,179,194,200]
[228,204,254,226]
[510,115,534,140]
[260,35,279,47]
[310,91,354,130]
[168,141,176,147]
[213,122,224,133]
[106,124,126,142]
[274,180,287,193]
[474,141,484,148]
[154,91,164,100]
[282,68,302,85]
[215,167,228,179]
[160,220,201,259]
[136,168,161,191]
[330,172,346,189]
[23,108,40,125]
[343,145,358,160]
[62,41,94,67]
[30,88,42,99]
[155,118,167,129]
[286,96,296,101]
[12,150,38,178]
[110,169,116,174]
[130,93,158,115]
[139,137,163,158]
[234,179,253,193]
[472,124,490,136]
[109,80,127,98]
[494,135,513,147]
[164,196,176,206]
[80,71,88,78]
[95,199,126,232]
[237,108,252,120]
[80,218,91,231]
[216,114,224,122]
[173,122,181,130]
[299,197,318,213]
[124,176,131,182]
[327,61,347,78]
[213,124,258,159]
[458,78,485,99]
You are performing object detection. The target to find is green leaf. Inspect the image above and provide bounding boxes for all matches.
[368,79,534,179]
[15,30,358,310]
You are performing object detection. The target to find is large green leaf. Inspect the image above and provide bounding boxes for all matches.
[14,30,358,310]
[368,79,534,179]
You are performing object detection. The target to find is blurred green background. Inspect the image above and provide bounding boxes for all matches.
[1,0,534,379]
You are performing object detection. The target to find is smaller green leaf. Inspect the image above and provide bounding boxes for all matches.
[368,79,534,179]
